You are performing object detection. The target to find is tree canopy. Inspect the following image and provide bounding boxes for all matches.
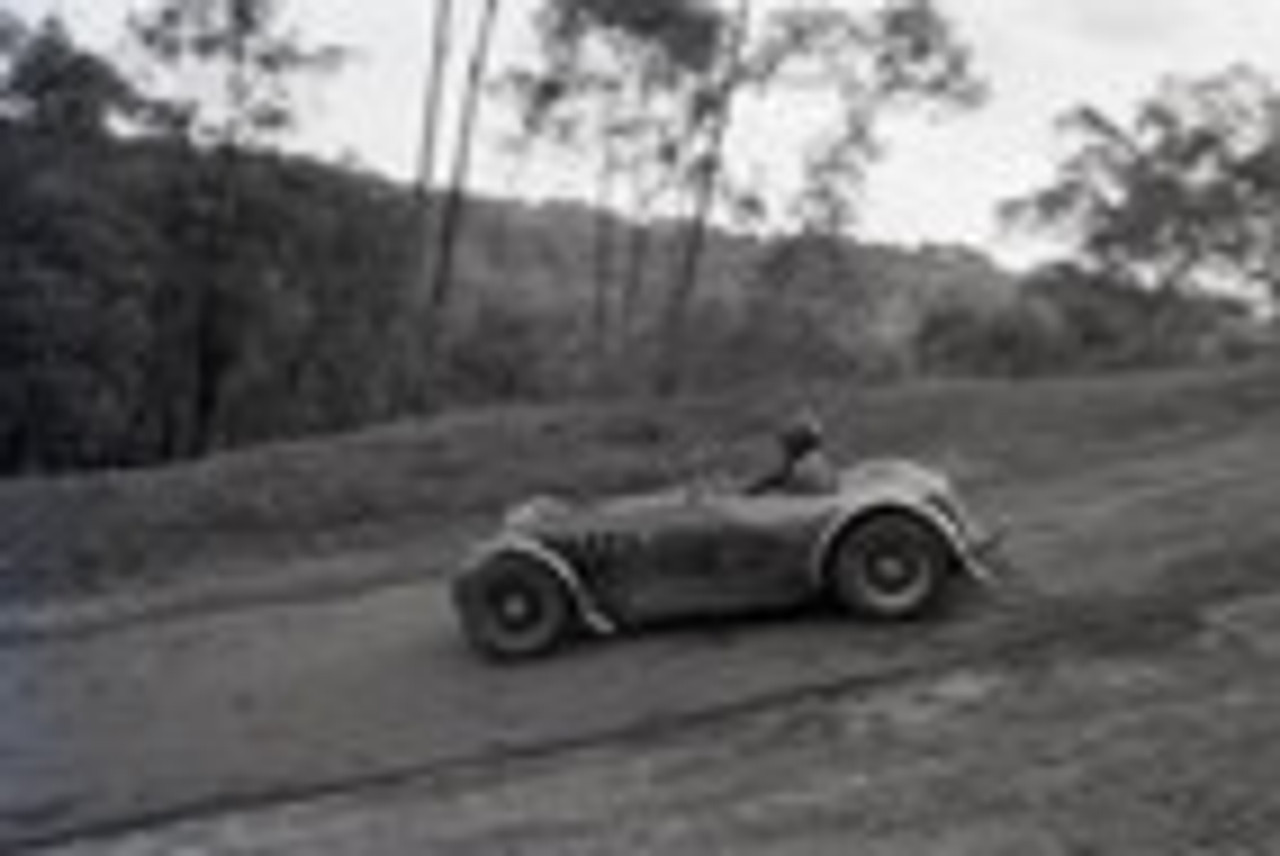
[504,0,987,392]
[1,17,141,139]
[1006,65,1280,305]
[128,0,348,147]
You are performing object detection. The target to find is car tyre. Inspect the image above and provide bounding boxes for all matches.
[454,552,576,660]
[828,513,952,621]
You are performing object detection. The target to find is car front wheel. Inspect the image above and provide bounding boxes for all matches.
[828,513,952,621]
[454,551,576,659]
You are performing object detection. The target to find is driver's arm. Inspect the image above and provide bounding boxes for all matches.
[746,458,792,496]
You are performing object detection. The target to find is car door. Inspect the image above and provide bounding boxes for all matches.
[703,495,825,612]
[607,493,822,624]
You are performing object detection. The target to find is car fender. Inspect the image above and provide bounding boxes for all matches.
[808,484,973,589]
[464,533,619,634]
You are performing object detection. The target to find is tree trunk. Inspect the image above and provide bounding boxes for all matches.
[590,111,621,386]
[414,0,456,298]
[613,77,662,386]
[426,0,503,355]
[654,0,751,396]
[395,0,456,409]
[620,219,652,345]
[190,144,246,455]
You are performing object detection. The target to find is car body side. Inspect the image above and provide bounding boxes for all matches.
[455,459,998,636]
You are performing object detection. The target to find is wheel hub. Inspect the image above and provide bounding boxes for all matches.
[495,588,539,628]
[869,554,920,592]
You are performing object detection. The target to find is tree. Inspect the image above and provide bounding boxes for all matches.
[508,0,985,394]
[425,0,505,349]
[396,0,457,408]
[647,0,985,393]
[2,17,140,140]
[1018,261,1258,369]
[416,0,457,199]
[0,6,24,62]
[1005,65,1280,305]
[655,0,751,395]
[761,0,985,233]
[128,0,347,453]
[409,0,456,313]
[129,0,347,147]
[505,0,732,385]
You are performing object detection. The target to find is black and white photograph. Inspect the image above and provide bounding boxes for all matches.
[1,0,1279,852]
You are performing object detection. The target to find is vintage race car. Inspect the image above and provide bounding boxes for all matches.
[452,459,1004,659]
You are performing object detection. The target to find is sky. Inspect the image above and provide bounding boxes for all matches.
[18,0,1280,267]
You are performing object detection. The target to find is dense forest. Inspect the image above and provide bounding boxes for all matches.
[0,2,1274,475]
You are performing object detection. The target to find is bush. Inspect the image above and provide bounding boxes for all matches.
[916,297,1068,377]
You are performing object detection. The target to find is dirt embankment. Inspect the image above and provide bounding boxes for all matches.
[2,362,1278,611]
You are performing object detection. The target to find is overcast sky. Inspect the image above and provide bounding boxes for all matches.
[20,0,1280,266]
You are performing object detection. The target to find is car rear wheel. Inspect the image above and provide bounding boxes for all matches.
[454,552,576,659]
[828,513,952,620]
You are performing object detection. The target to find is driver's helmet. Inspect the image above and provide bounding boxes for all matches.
[778,411,824,459]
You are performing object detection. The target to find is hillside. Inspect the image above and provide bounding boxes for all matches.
[0,122,1033,473]
[10,121,1262,479]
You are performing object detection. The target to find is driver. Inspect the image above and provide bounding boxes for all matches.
[748,412,839,495]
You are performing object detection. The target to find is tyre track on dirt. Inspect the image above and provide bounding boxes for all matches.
[7,552,1272,854]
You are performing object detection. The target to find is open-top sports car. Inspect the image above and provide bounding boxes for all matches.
[452,458,1004,659]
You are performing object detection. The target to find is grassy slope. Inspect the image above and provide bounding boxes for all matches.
[1,362,1278,604]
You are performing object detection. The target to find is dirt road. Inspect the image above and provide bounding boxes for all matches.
[0,552,1031,848]
[45,598,1280,856]
[5,425,1280,851]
